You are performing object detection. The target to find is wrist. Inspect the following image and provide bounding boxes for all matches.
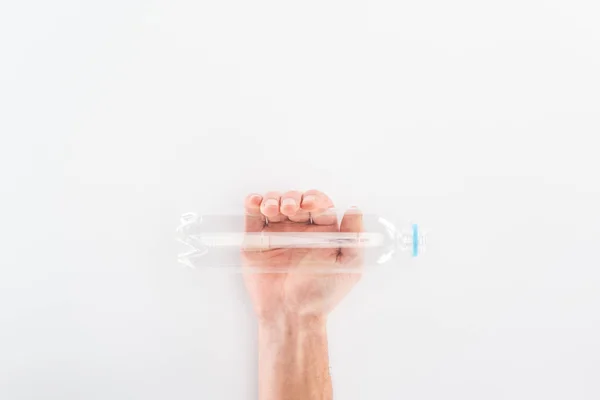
[259,313,327,336]
[257,313,331,400]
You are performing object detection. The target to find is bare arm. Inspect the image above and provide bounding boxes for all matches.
[242,190,363,400]
[258,315,331,400]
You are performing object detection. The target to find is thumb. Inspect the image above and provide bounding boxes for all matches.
[338,207,364,264]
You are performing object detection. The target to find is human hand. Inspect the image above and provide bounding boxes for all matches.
[242,190,363,325]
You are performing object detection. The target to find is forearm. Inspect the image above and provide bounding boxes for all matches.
[258,315,331,400]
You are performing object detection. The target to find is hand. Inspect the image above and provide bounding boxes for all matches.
[242,190,363,325]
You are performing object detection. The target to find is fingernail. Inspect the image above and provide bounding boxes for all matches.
[250,194,262,203]
[282,198,296,207]
[264,199,279,207]
[303,195,316,204]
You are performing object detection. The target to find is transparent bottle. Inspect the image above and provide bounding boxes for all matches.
[176,211,425,273]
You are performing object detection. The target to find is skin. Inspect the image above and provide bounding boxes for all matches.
[242,190,363,400]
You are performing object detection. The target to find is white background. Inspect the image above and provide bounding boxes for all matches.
[1,1,599,399]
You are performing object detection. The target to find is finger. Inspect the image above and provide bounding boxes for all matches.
[288,208,311,223]
[244,193,265,233]
[280,190,302,217]
[301,190,336,226]
[338,207,364,262]
[260,191,286,223]
[299,189,329,211]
